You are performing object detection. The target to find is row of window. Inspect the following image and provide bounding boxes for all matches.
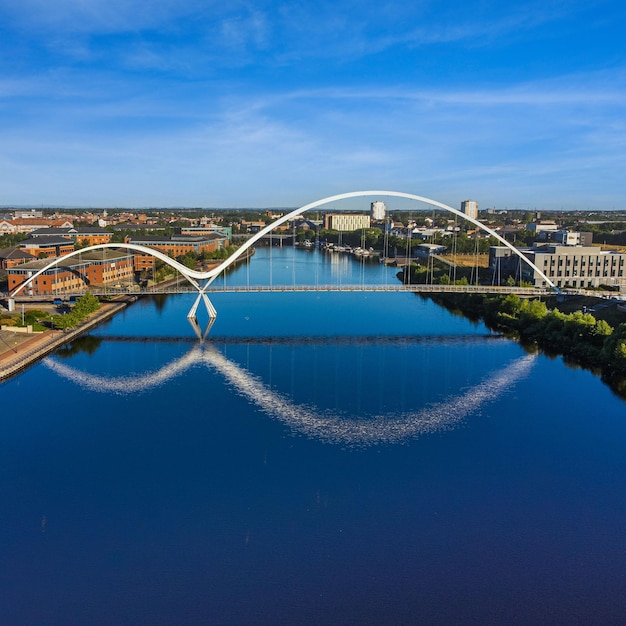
[548,270,624,278]
[543,257,625,266]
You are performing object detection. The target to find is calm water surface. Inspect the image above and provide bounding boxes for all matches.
[2,248,626,624]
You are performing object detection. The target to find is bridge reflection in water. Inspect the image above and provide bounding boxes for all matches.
[42,335,536,447]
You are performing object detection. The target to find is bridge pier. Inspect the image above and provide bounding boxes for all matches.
[187,291,218,322]
[187,315,216,341]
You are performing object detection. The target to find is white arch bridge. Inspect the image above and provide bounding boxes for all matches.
[9,190,560,320]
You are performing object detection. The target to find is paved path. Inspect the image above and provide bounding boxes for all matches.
[0,300,130,382]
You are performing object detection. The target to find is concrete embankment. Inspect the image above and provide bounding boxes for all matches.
[0,298,131,382]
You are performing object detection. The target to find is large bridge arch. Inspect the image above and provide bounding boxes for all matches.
[201,190,558,291]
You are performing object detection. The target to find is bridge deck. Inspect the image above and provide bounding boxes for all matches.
[8,284,557,299]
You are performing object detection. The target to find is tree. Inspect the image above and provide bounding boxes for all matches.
[74,238,91,250]
[0,233,28,248]
[602,323,626,375]
[176,252,198,269]
[500,294,522,316]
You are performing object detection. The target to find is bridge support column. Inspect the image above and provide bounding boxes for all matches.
[201,292,218,319]
[187,293,201,319]
[187,291,218,321]
[187,315,216,341]
[7,298,15,312]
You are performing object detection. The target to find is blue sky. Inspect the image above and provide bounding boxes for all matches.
[1,0,625,209]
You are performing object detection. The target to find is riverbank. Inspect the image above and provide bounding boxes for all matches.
[0,296,134,382]
[423,291,626,397]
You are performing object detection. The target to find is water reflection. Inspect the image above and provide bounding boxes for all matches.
[42,338,536,446]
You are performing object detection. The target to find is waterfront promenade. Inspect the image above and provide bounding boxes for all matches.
[0,298,132,382]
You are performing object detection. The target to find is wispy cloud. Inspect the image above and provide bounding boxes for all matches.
[0,0,624,207]
[0,0,602,69]
[0,0,211,34]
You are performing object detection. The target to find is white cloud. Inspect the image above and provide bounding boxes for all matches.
[0,0,600,69]
[0,0,211,34]
[0,0,624,208]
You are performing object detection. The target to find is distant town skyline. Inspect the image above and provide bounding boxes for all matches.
[1,1,625,209]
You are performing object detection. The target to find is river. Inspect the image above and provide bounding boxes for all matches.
[1,247,626,624]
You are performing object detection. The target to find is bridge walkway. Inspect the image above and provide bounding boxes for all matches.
[7,283,558,300]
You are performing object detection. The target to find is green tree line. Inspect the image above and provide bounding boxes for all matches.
[51,293,100,330]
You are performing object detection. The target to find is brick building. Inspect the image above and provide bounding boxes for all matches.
[125,234,229,271]
[18,236,76,259]
[30,226,112,246]
[0,247,36,270]
[0,218,74,235]
[7,250,135,295]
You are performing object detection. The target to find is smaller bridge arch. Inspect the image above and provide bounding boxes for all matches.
[9,242,205,298]
[198,190,559,292]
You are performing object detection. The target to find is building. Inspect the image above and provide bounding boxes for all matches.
[73,227,113,246]
[29,226,113,247]
[461,200,478,220]
[13,209,43,219]
[7,250,135,295]
[490,244,626,291]
[125,234,229,272]
[0,247,36,270]
[178,225,233,240]
[323,214,371,232]
[18,236,75,259]
[526,221,558,238]
[0,218,74,235]
[370,201,386,221]
[239,220,267,233]
[553,230,593,247]
[414,243,447,258]
[126,234,228,256]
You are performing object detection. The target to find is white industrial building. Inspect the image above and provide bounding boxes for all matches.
[324,214,371,232]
